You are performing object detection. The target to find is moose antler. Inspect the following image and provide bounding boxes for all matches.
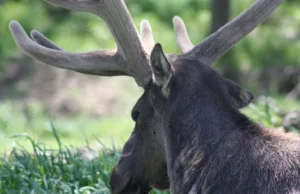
[10,0,284,87]
[140,20,155,54]
[30,30,62,51]
[173,0,284,66]
[10,0,152,87]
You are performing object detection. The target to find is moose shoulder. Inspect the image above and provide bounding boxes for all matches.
[9,0,294,193]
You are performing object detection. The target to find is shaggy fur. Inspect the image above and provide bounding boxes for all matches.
[110,47,300,194]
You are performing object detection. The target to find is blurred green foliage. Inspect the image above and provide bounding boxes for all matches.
[1,0,300,78]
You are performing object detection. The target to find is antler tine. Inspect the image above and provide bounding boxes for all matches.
[44,0,151,87]
[173,16,194,53]
[186,0,284,66]
[29,30,126,75]
[30,21,155,54]
[9,21,126,76]
[30,30,62,50]
[31,25,156,59]
[140,20,155,54]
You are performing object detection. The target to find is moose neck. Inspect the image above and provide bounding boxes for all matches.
[166,84,256,144]
[161,85,259,191]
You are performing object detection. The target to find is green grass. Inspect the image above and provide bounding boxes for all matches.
[0,96,299,193]
[1,129,115,193]
[0,101,134,151]
[0,124,168,194]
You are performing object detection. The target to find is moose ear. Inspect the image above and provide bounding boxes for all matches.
[225,79,254,109]
[150,43,173,94]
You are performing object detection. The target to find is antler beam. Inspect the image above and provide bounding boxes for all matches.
[9,21,126,76]
[45,0,152,86]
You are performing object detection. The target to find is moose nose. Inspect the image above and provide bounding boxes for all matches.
[110,166,151,194]
[110,166,131,194]
[131,109,140,122]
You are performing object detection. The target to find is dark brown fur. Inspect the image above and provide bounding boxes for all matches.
[110,46,300,194]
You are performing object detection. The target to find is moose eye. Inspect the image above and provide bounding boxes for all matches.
[131,110,140,122]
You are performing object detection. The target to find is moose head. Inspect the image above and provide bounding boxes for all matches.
[9,0,284,193]
[109,43,257,194]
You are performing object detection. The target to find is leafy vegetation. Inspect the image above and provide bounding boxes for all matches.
[0,133,117,193]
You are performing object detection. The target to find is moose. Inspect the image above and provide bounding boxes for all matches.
[10,0,300,193]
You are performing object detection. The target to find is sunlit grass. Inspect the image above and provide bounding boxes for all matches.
[0,124,168,194]
[0,101,134,152]
[1,126,118,193]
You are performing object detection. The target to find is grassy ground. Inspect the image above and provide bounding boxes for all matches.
[0,101,135,152]
[0,96,299,193]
